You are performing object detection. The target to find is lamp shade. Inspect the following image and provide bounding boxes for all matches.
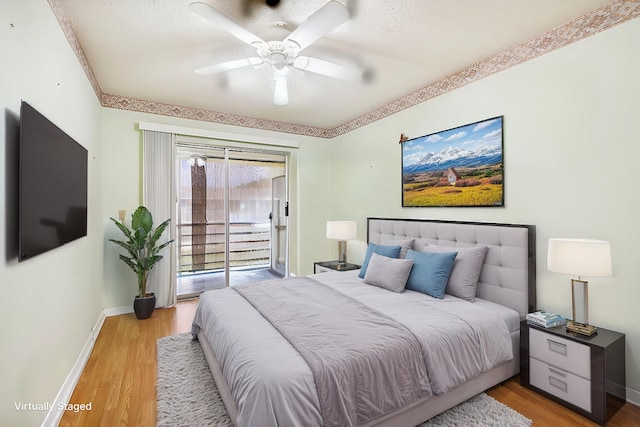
[547,238,612,278]
[326,221,357,240]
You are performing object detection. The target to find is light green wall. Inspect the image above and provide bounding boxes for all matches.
[328,18,640,398]
[101,108,332,308]
[0,1,103,425]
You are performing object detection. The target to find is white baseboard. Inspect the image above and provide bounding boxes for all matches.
[41,310,106,427]
[627,386,640,407]
[103,305,133,317]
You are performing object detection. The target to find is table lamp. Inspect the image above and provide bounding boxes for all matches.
[547,238,612,336]
[326,221,357,268]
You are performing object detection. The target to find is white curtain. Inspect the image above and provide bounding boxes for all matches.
[142,130,176,307]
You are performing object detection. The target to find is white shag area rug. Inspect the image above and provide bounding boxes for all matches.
[157,333,532,427]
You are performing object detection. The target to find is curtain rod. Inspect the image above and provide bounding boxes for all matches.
[138,121,300,149]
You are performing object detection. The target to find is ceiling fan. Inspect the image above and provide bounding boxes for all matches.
[189,1,364,105]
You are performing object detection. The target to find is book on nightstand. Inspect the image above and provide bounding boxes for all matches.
[526,310,566,328]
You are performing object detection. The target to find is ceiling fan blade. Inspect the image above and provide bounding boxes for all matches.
[189,2,266,47]
[284,1,349,50]
[195,57,263,75]
[293,56,363,81]
[273,75,288,105]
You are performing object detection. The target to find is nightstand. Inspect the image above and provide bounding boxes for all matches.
[520,320,626,425]
[314,260,360,274]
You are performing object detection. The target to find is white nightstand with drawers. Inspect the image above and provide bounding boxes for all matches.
[520,320,626,426]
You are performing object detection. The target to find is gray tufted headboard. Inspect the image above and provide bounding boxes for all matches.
[367,218,536,318]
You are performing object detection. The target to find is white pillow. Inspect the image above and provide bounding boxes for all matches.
[422,245,488,301]
[363,253,414,293]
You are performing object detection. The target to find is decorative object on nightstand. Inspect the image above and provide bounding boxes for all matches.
[526,310,566,328]
[547,238,612,336]
[326,220,357,267]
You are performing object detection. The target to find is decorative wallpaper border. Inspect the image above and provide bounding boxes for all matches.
[50,0,640,139]
[100,94,333,138]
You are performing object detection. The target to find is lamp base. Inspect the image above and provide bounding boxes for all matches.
[337,240,347,265]
[567,321,598,336]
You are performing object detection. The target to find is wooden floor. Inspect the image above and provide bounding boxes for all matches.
[59,299,199,427]
[61,299,640,426]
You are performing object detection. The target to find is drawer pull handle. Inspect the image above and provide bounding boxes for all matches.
[548,365,567,377]
[549,376,568,393]
[547,339,567,355]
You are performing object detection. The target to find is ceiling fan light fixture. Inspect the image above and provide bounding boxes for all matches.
[273,75,288,105]
[191,1,361,105]
[270,51,288,70]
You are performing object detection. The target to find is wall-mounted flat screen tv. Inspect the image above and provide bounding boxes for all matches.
[19,101,88,261]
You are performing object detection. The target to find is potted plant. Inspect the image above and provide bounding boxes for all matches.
[109,206,174,319]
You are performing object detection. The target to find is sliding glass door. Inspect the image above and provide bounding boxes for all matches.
[176,145,288,297]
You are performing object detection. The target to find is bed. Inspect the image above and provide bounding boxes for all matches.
[192,218,536,427]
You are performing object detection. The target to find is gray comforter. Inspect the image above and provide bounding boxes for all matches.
[234,277,431,427]
[192,270,514,427]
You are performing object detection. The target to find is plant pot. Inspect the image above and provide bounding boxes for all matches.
[133,293,156,320]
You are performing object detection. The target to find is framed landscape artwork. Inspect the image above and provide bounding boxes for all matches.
[402,116,504,207]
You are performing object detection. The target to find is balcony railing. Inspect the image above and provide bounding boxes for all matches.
[178,222,270,274]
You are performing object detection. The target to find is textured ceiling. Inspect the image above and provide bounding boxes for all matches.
[50,0,640,137]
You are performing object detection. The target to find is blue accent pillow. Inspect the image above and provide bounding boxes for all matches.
[405,249,457,298]
[358,243,402,278]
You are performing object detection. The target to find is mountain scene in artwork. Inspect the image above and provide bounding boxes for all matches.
[402,117,504,207]
[403,145,502,174]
